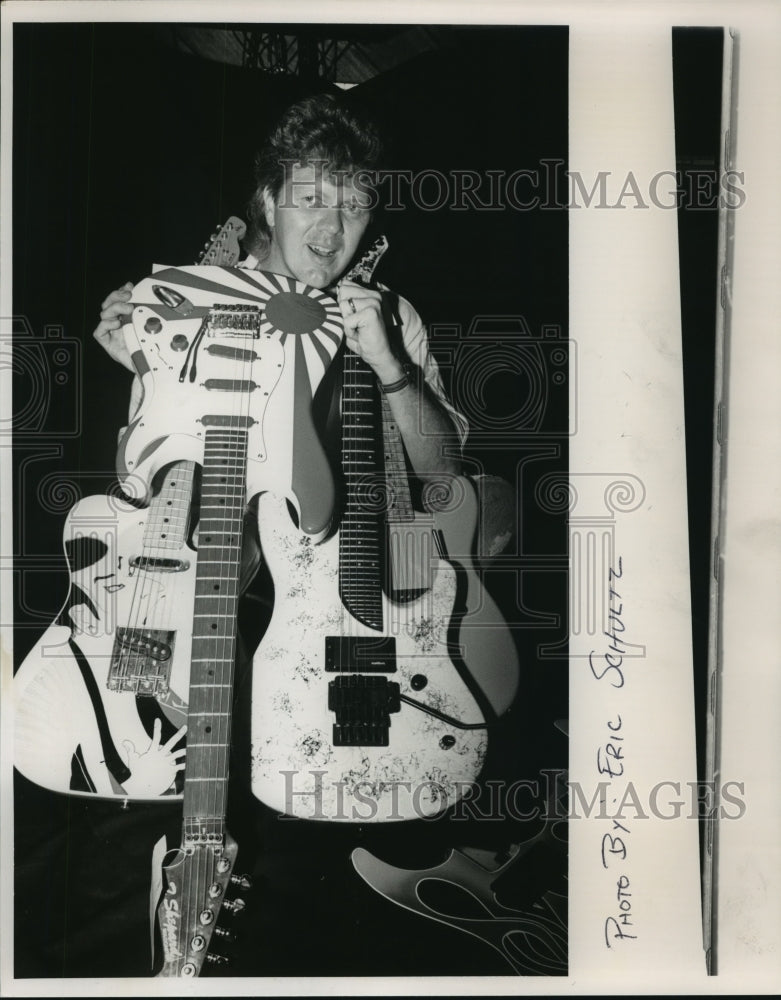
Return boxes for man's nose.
[315,206,344,233]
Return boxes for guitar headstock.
[155,834,250,977]
[197,216,247,267]
[345,234,389,285]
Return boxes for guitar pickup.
[328,675,401,747]
[129,556,189,573]
[203,379,258,392]
[204,344,258,363]
[325,636,396,672]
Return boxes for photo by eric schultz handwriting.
[589,556,628,688]
[588,556,638,948]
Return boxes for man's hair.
[245,93,383,259]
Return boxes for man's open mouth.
[307,244,338,259]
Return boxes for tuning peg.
[230,873,252,891]
[206,953,229,966]
[214,926,236,943]
[222,897,246,916]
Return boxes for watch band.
[379,363,414,394]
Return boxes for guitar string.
[188,270,263,959]
[181,280,231,966]
[110,452,189,765]
[148,231,239,966]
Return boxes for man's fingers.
[94,319,120,338]
[99,301,133,322]
[100,283,134,311]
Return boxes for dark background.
[12,23,570,979]
[10,20,722,983]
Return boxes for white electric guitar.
[249,239,520,822]
[13,219,253,799]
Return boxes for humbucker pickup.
[325,635,397,672]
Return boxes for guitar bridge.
[328,675,401,746]
[207,303,261,339]
[108,627,175,694]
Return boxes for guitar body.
[14,480,196,799]
[116,265,343,538]
[250,487,492,823]
[412,476,520,718]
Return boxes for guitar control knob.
[222,897,246,915]
[191,935,206,952]
[439,735,456,750]
[230,873,252,891]
[170,334,189,351]
[411,674,428,691]
[144,317,163,334]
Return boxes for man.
[94,93,467,480]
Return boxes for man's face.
[262,162,372,288]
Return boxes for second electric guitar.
[250,243,520,822]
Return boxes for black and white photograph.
[1,1,779,995]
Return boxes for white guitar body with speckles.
[250,489,491,823]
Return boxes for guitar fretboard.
[339,350,384,631]
[141,461,197,550]
[183,426,248,844]
[380,394,414,525]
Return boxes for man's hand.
[337,281,461,479]
[93,281,135,371]
[337,280,404,385]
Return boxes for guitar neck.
[338,349,385,631]
[182,426,247,842]
[379,393,414,524]
[141,460,197,551]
